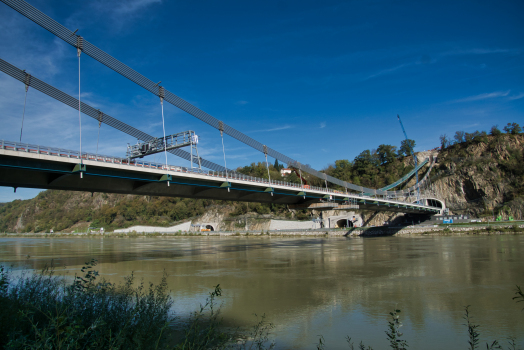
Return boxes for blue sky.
[1,0,523,202]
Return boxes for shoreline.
[2,223,524,238]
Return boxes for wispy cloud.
[363,62,414,80]
[87,0,162,31]
[91,0,162,16]
[440,48,517,57]
[508,92,524,101]
[361,46,520,82]
[113,0,162,14]
[249,125,294,133]
[320,122,326,129]
[450,91,510,103]
[236,100,249,105]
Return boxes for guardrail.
[1,140,440,209]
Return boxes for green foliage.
[503,123,522,135]
[385,309,408,350]
[0,262,172,350]
[175,285,229,349]
[440,134,450,149]
[0,264,276,350]
[490,125,502,136]
[324,145,417,190]
[376,144,398,165]
[0,191,223,232]
[513,285,524,311]
[454,131,466,144]
[399,139,416,157]
[463,305,480,350]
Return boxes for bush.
[0,261,172,350]
[0,262,275,350]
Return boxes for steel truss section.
[127,131,202,171]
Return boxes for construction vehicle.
[289,166,310,189]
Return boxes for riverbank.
[2,222,524,238]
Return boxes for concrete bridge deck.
[0,140,440,214]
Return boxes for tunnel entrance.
[427,199,443,209]
[205,225,214,231]
[336,219,354,228]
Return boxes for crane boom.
[397,114,420,203]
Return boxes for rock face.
[326,134,524,226]
[428,134,524,220]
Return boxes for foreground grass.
[0,261,522,349]
[0,261,274,350]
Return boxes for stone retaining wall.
[4,224,523,237]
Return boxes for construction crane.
[397,115,420,203]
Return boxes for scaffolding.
[126,130,201,170]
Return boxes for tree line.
[439,122,521,149]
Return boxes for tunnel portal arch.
[336,219,354,228]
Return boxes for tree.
[439,134,449,149]
[490,125,502,136]
[332,159,353,182]
[273,159,282,171]
[399,139,415,157]
[376,144,398,165]
[454,131,465,144]
[465,131,481,143]
[503,122,522,135]
[353,149,380,173]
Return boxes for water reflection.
[0,235,523,349]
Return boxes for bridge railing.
[2,140,435,207]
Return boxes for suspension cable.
[19,71,30,142]
[219,121,229,191]
[159,86,169,185]
[95,110,102,158]
[76,34,83,178]
[263,145,271,185]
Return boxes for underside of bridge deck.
[0,153,440,214]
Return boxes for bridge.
[0,0,443,216]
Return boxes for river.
[0,234,523,349]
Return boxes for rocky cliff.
[429,134,523,219]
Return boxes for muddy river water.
[0,234,523,349]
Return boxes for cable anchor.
[76,35,83,57]
[23,71,31,92]
[159,86,165,103]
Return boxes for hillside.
[430,133,524,219]
[0,131,522,233]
